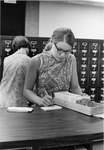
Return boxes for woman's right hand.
[39,94,55,107]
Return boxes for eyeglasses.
[54,43,70,54]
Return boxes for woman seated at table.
[24,27,85,107]
[0,36,31,107]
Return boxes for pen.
[51,91,55,99]
[44,90,55,105]
[44,89,55,99]
[44,89,49,96]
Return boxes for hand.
[40,94,55,107]
[80,93,91,98]
[76,98,90,106]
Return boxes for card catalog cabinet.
[72,39,104,102]
[0,36,104,102]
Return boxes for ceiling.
[4,0,104,7]
[36,0,104,7]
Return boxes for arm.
[70,55,83,95]
[23,56,54,106]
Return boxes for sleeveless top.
[35,51,73,98]
[0,51,30,107]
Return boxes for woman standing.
[24,27,84,107]
[0,36,31,107]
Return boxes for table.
[0,107,104,150]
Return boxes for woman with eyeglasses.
[24,27,84,107]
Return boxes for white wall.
[39,1,104,39]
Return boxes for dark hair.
[44,27,75,51]
[12,36,31,52]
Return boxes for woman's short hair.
[44,27,75,51]
[12,35,31,52]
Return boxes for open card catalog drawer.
[54,91,104,116]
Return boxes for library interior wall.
[39,1,104,39]
[25,1,104,39]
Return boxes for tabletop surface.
[0,106,104,148]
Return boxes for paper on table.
[93,113,104,119]
[41,105,62,111]
[7,107,33,113]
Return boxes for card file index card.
[41,105,62,111]
[7,107,33,113]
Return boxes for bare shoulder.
[30,55,39,63]
[28,55,40,70]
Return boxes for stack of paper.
[7,107,33,113]
[41,105,62,111]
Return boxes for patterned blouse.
[35,51,73,98]
[0,51,30,107]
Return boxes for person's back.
[0,36,31,107]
